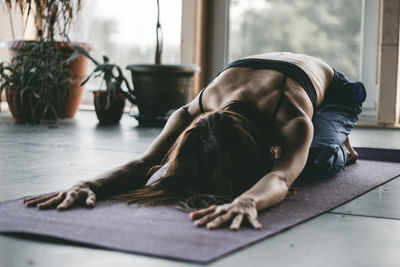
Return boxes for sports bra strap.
[198,87,206,113]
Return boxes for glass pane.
[229,0,362,81]
[70,0,182,106]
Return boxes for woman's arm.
[190,116,313,230]
[24,106,195,210]
[240,116,313,209]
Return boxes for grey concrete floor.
[1,110,400,267]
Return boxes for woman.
[24,52,366,231]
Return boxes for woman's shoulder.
[276,114,314,145]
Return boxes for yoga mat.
[0,147,399,263]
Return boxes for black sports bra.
[198,58,318,116]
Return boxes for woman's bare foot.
[346,150,359,165]
[343,136,358,165]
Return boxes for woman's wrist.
[234,196,257,207]
[237,176,289,211]
[81,180,101,192]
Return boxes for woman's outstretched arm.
[190,116,314,230]
[24,106,194,210]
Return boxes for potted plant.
[126,0,200,126]
[2,0,90,121]
[0,38,72,124]
[75,46,135,124]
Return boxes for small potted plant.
[0,37,72,124]
[76,46,135,124]
[2,0,90,119]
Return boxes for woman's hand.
[189,198,262,230]
[23,183,96,210]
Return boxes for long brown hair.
[114,110,273,211]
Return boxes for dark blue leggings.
[302,69,365,178]
[303,104,362,178]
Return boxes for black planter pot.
[93,91,125,125]
[126,64,200,126]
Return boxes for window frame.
[202,0,385,124]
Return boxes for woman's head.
[115,110,274,211]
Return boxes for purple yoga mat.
[0,147,399,263]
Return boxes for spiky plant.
[0,38,72,124]
[74,45,135,109]
[4,0,82,41]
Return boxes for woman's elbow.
[271,174,290,200]
[277,179,289,200]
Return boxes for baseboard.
[357,120,400,129]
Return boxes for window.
[0,1,182,108]
[70,0,182,106]
[229,0,363,81]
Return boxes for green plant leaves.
[0,39,72,124]
[4,0,82,41]
[72,45,99,66]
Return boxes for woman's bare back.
[190,52,334,127]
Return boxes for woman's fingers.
[189,205,217,220]
[24,193,58,207]
[230,213,244,230]
[206,211,235,229]
[57,191,81,210]
[191,199,260,230]
[23,185,98,211]
[23,192,57,204]
[247,215,262,230]
[23,194,47,204]
[194,209,225,226]
[37,194,65,209]
[85,190,96,207]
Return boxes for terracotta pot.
[93,90,125,124]
[7,40,92,119]
[6,89,47,124]
[6,89,24,123]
